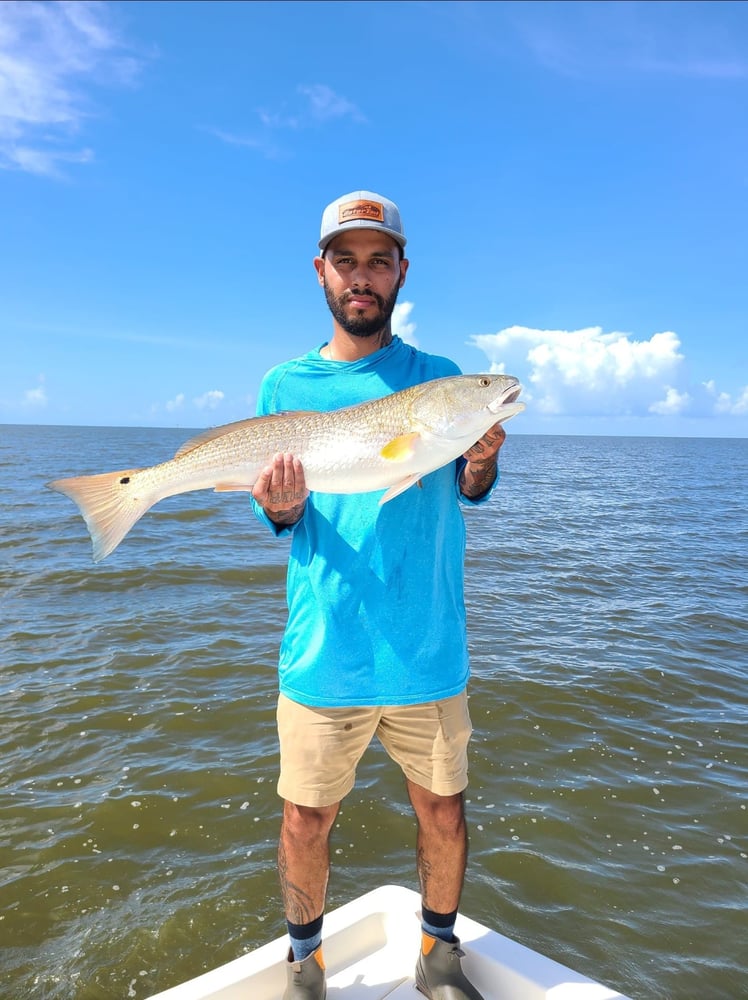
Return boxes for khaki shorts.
[276,691,473,807]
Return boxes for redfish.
[48,374,524,561]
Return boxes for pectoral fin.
[379,473,423,504]
[380,432,420,462]
[214,483,255,492]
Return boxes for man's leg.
[406,780,467,914]
[407,780,484,1000]
[279,799,339,931]
[279,799,339,1000]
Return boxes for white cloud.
[730,388,748,415]
[194,390,224,410]
[207,127,286,161]
[257,84,364,128]
[393,301,418,347]
[217,83,364,159]
[23,374,47,407]
[511,2,748,81]
[706,381,748,416]
[471,325,748,423]
[165,393,185,412]
[649,386,691,416]
[0,0,144,177]
[471,325,685,416]
[297,84,365,124]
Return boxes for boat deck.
[148,884,631,1000]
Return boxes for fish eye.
[478,377,491,387]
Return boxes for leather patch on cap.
[338,199,385,224]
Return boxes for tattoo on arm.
[268,501,306,527]
[460,426,503,499]
[460,458,497,499]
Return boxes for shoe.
[282,945,327,1000]
[415,931,485,1000]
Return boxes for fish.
[47,373,524,562]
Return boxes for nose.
[349,263,372,288]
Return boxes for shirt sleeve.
[249,369,304,537]
[250,496,299,538]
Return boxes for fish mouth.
[488,379,523,412]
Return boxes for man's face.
[315,230,408,338]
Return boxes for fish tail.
[47,468,153,562]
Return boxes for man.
[251,191,506,1000]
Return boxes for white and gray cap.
[318,190,407,252]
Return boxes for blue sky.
[1,0,746,436]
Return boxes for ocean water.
[1,424,746,1000]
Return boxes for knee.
[282,801,339,844]
[415,791,466,839]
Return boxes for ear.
[313,255,325,287]
[398,257,409,288]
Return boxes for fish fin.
[46,468,152,562]
[378,473,423,504]
[173,413,320,459]
[214,483,255,492]
[174,418,264,459]
[380,432,421,462]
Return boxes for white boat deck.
[148,884,631,1000]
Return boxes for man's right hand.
[252,452,309,526]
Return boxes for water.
[1,425,746,1000]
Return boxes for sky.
[1,0,747,437]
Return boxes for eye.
[479,377,491,387]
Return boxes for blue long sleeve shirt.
[251,337,495,707]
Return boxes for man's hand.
[459,422,506,499]
[252,452,309,526]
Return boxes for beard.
[323,278,401,338]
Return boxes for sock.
[421,904,458,943]
[287,914,324,962]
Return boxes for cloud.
[0,0,144,177]
[705,380,748,416]
[296,84,366,124]
[158,389,224,416]
[257,84,364,128]
[649,386,691,416]
[511,2,748,81]
[208,128,285,161]
[469,325,747,421]
[23,374,47,407]
[393,301,418,347]
[194,390,224,410]
[214,83,364,159]
[165,393,185,412]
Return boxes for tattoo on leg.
[278,838,320,924]
[417,845,433,897]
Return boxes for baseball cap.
[318,190,407,252]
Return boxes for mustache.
[343,288,386,307]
